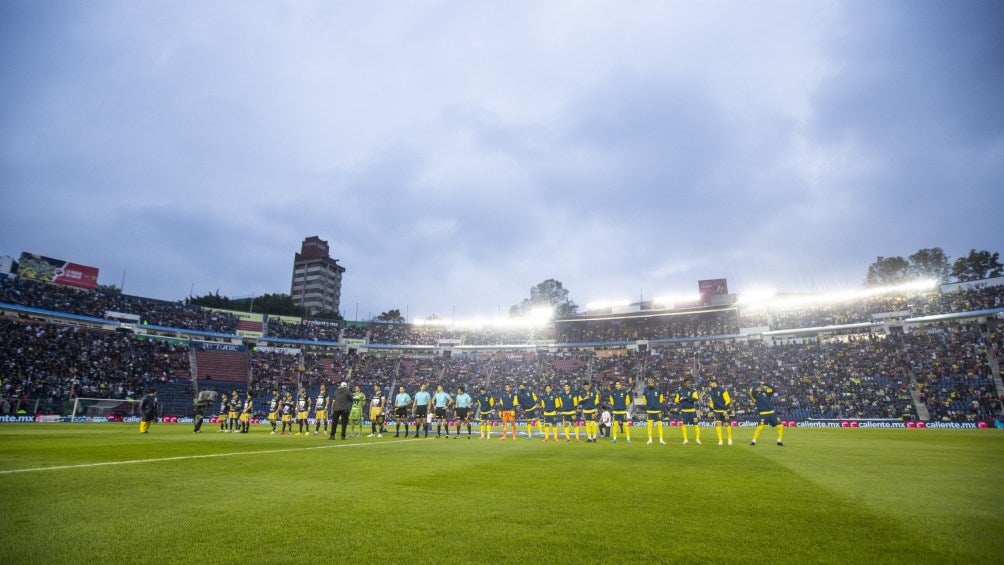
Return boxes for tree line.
[185,247,1001,321]
[865,248,1001,287]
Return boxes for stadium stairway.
[908,382,931,421]
[981,326,1004,399]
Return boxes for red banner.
[18,253,100,290]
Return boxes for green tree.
[907,247,951,282]
[951,249,1003,282]
[509,278,579,317]
[311,310,343,322]
[97,283,122,294]
[187,290,233,309]
[245,293,305,316]
[864,256,910,287]
[374,309,406,323]
[187,292,312,317]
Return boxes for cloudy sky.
[2,0,1002,321]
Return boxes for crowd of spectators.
[0,316,189,415]
[368,323,465,346]
[2,276,1002,422]
[556,309,740,343]
[265,318,341,342]
[902,322,1000,421]
[3,315,999,421]
[0,277,237,333]
[740,286,1004,332]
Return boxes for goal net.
[71,398,142,419]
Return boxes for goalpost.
[70,398,142,419]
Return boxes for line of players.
[217,384,376,437]
[214,378,785,446]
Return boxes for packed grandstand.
[1,274,1002,426]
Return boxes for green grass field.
[1,424,1001,564]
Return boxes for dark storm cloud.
[804,0,1004,259]
[2,1,1002,318]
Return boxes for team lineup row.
[198,378,787,446]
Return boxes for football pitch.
[1,424,1001,564]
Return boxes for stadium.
[1,254,1002,563]
[5,0,1003,561]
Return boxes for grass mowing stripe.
[0,438,409,475]
[747,429,1004,560]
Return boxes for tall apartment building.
[290,236,345,316]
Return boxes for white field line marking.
[0,439,409,475]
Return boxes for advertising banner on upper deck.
[18,252,99,290]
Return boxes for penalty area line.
[0,439,409,475]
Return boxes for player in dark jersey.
[280,391,295,435]
[540,385,560,442]
[675,378,702,445]
[267,389,280,434]
[475,386,494,439]
[576,381,600,442]
[227,390,240,433]
[608,380,632,444]
[517,383,543,440]
[295,387,310,436]
[239,392,253,433]
[641,378,666,445]
[313,384,330,436]
[557,383,577,442]
[218,393,229,433]
[708,378,733,446]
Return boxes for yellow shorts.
[268,412,277,421]
[239,413,250,423]
[315,410,328,421]
[228,411,238,420]
[296,411,309,420]
[370,407,383,420]
[282,415,292,423]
